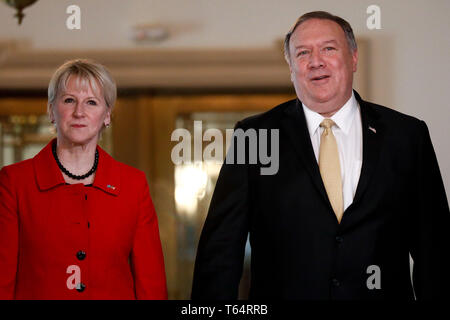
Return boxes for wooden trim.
[0,98,47,115]
[0,39,369,98]
[151,94,296,113]
[0,47,291,89]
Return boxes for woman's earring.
[49,120,56,134]
[105,123,110,128]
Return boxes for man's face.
[288,18,358,116]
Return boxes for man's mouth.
[311,75,330,81]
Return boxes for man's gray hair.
[284,11,357,64]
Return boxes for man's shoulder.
[359,97,424,133]
[234,95,425,131]
[237,98,297,129]
[365,100,418,120]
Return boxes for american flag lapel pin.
[107,184,116,190]
[369,126,377,134]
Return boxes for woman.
[0,59,167,299]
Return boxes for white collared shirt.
[302,91,363,212]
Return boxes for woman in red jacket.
[0,59,167,299]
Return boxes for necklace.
[52,141,99,180]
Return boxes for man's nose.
[308,49,325,69]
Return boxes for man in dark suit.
[191,11,450,299]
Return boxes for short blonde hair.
[47,59,117,113]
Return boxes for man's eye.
[64,98,74,103]
[297,50,309,57]
[324,47,336,51]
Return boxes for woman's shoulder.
[109,159,149,193]
[116,160,146,179]
[99,148,147,182]
[0,158,34,179]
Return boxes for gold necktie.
[319,119,343,223]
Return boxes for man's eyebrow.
[322,40,338,45]
[293,45,309,50]
[293,39,338,49]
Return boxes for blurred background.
[0,0,449,299]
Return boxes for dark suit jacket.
[191,91,450,300]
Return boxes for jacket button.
[76,250,86,260]
[76,283,86,292]
[335,236,343,243]
[331,278,340,287]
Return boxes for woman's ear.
[48,104,55,124]
[104,109,111,127]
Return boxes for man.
[192,11,449,299]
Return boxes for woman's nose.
[73,102,85,117]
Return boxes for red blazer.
[0,139,167,299]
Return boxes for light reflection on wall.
[173,111,261,299]
[174,161,221,219]
[175,162,207,217]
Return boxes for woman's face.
[50,75,111,148]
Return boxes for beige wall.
[1,0,449,198]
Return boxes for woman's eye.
[87,100,97,106]
[64,98,74,103]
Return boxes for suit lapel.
[350,91,384,209]
[281,99,331,207]
[280,92,385,225]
